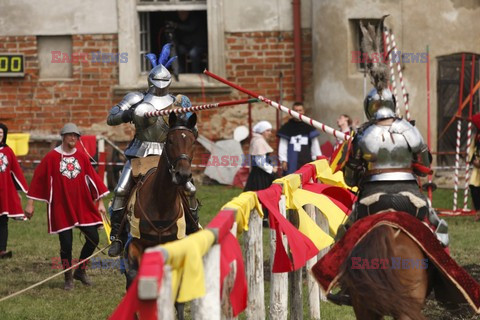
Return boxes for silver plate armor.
[107,92,145,126]
[126,93,175,158]
[355,118,427,182]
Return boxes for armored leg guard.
[108,161,134,257]
[108,208,127,257]
[427,201,449,247]
[185,181,201,234]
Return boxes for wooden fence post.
[192,244,221,320]
[243,209,265,320]
[269,194,288,320]
[157,265,174,320]
[305,204,321,319]
[316,208,330,301]
[288,208,303,320]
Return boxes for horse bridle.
[164,126,195,176]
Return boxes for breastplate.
[125,93,174,157]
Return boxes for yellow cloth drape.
[293,189,348,235]
[273,170,335,251]
[222,191,263,236]
[273,174,301,208]
[314,159,357,192]
[162,229,215,303]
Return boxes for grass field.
[0,186,479,319]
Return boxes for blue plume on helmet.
[159,43,172,67]
[164,56,177,69]
[146,43,178,70]
[145,53,158,68]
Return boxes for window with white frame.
[138,9,208,78]
[117,0,226,91]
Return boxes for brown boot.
[64,270,74,291]
[73,268,92,286]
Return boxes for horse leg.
[126,239,144,290]
[175,302,185,320]
[393,232,429,320]
[352,295,383,320]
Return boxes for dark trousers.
[470,185,480,211]
[58,226,99,269]
[0,215,8,251]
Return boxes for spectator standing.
[277,102,322,175]
[24,123,108,290]
[0,123,29,259]
[244,121,278,192]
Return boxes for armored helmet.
[147,64,172,96]
[364,88,396,120]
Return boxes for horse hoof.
[327,292,352,306]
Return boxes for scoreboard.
[0,54,25,77]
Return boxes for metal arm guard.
[107,92,145,126]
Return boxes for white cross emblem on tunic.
[289,135,308,152]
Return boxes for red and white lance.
[203,70,351,141]
[143,98,259,118]
[389,31,411,121]
[384,28,400,115]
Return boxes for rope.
[0,244,110,303]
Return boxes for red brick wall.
[0,34,118,132]
[0,30,312,177]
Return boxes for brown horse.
[339,223,431,320]
[124,112,198,292]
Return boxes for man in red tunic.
[0,123,29,259]
[24,123,109,290]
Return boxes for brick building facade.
[0,9,313,177]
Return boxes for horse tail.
[339,225,425,320]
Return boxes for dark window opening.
[350,19,385,71]
[141,10,208,77]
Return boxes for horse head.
[165,112,197,185]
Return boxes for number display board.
[0,54,25,77]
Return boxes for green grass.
[0,186,479,319]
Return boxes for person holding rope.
[24,123,109,290]
[0,123,29,259]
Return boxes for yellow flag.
[222,191,263,236]
[162,230,215,303]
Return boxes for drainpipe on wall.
[293,0,303,102]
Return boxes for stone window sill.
[113,73,231,95]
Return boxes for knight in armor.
[341,88,448,247]
[106,45,200,257]
[328,18,448,306]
